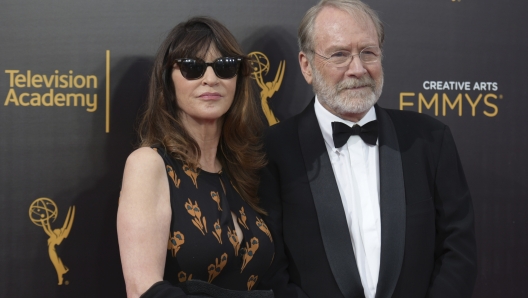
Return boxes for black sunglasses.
[174,57,242,80]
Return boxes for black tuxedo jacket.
[259,101,477,298]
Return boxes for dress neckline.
[197,167,223,175]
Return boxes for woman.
[117,17,274,298]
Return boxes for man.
[259,0,477,297]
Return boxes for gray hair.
[298,0,384,56]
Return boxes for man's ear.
[299,51,313,85]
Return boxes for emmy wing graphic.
[249,52,285,126]
[29,198,75,285]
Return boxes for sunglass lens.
[179,59,204,79]
[214,58,240,79]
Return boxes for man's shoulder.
[266,114,299,136]
[378,106,450,148]
[380,106,446,131]
[263,114,300,151]
[262,105,316,158]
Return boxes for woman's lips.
[199,92,222,100]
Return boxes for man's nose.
[345,55,367,77]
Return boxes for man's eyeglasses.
[174,57,242,80]
[313,46,381,67]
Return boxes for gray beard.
[312,67,383,116]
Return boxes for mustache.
[336,75,376,91]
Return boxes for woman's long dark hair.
[138,16,267,214]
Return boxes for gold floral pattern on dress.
[256,217,273,242]
[153,148,274,289]
[178,271,192,283]
[211,191,222,211]
[166,165,180,188]
[167,231,185,257]
[207,253,228,283]
[241,237,259,272]
[185,198,207,235]
[183,164,199,188]
[247,275,258,290]
[212,219,222,244]
[238,207,249,230]
[227,226,240,256]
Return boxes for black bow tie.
[331,120,379,148]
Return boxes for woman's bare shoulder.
[120,147,168,203]
[126,147,164,169]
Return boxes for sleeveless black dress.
[154,148,274,291]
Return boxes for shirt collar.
[314,95,377,150]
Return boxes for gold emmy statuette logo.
[29,198,75,285]
[249,52,285,126]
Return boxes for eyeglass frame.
[311,46,382,68]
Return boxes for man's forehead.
[313,6,376,39]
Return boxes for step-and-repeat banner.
[1,0,526,297]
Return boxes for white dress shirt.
[314,97,381,298]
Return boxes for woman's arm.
[117,147,172,298]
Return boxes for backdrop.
[1,0,526,297]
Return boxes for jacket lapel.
[297,101,364,298]
[374,105,406,298]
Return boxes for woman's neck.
[181,115,223,173]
